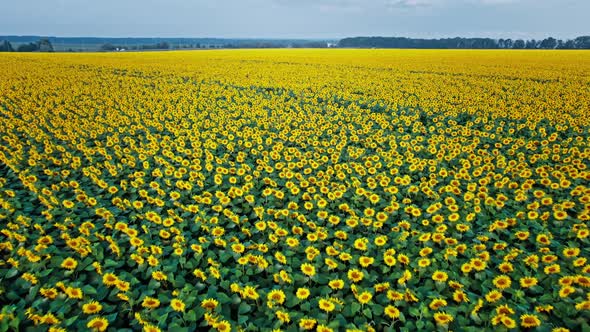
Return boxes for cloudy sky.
[1,0,588,39]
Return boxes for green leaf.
[238,315,249,325]
[300,302,311,311]
[351,302,361,315]
[64,315,79,327]
[82,285,97,295]
[106,312,118,322]
[39,268,54,277]
[362,308,372,319]
[217,292,232,304]
[185,310,197,322]
[4,268,18,279]
[239,302,251,314]
[416,320,425,329]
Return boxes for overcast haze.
[1,0,588,39]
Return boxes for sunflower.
[429,298,448,310]
[214,320,231,332]
[42,313,60,325]
[300,263,316,277]
[231,243,245,254]
[544,264,561,274]
[577,229,589,239]
[316,325,334,332]
[143,324,162,332]
[170,298,186,312]
[536,234,551,246]
[354,238,368,251]
[347,269,364,283]
[21,273,38,284]
[384,255,397,267]
[358,256,375,267]
[60,257,78,270]
[433,311,454,325]
[40,287,58,299]
[576,275,590,288]
[87,317,109,331]
[563,247,580,258]
[141,296,160,309]
[267,289,286,305]
[501,316,516,329]
[65,287,83,300]
[519,276,538,288]
[276,310,290,323]
[432,270,448,282]
[485,290,503,303]
[461,263,473,273]
[325,258,339,269]
[384,305,401,319]
[242,286,259,300]
[453,290,469,303]
[520,314,541,328]
[398,254,410,265]
[559,286,575,298]
[418,258,431,268]
[82,301,103,314]
[470,258,486,271]
[387,290,404,301]
[151,271,168,281]
[328,279,345,290]
[201,298,219,311]
[299,318,317,330]
[493,275,512,290]
[296,288,310,300]
[102,273,119,286]
[318,298,335,312]
[357,291,372,304]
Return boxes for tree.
[100,43,117,51]
[525,39,537,49]
[556,40,564,49]
[17,42,39,52]
[513,39,525,49]
[539,37,557,49]
[574,36,590,49]
[562,39,575,49]
[16,39,54,52]
[38,39,54,52]
[0,40,14,52]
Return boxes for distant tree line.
[338,36,590,49]
[100,42,170,51]
[4,36,589,52]
[0,38,54,52]
[97,41,329,51]
[1,36,336,51]
[219,41,328,49]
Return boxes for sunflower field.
[0,49,589,332]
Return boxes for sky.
[0,0,588,39]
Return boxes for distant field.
[0,50,589,331]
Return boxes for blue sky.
[1,0,588,39]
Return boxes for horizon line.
[2,34,589,41]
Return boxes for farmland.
[0,49,589,331]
